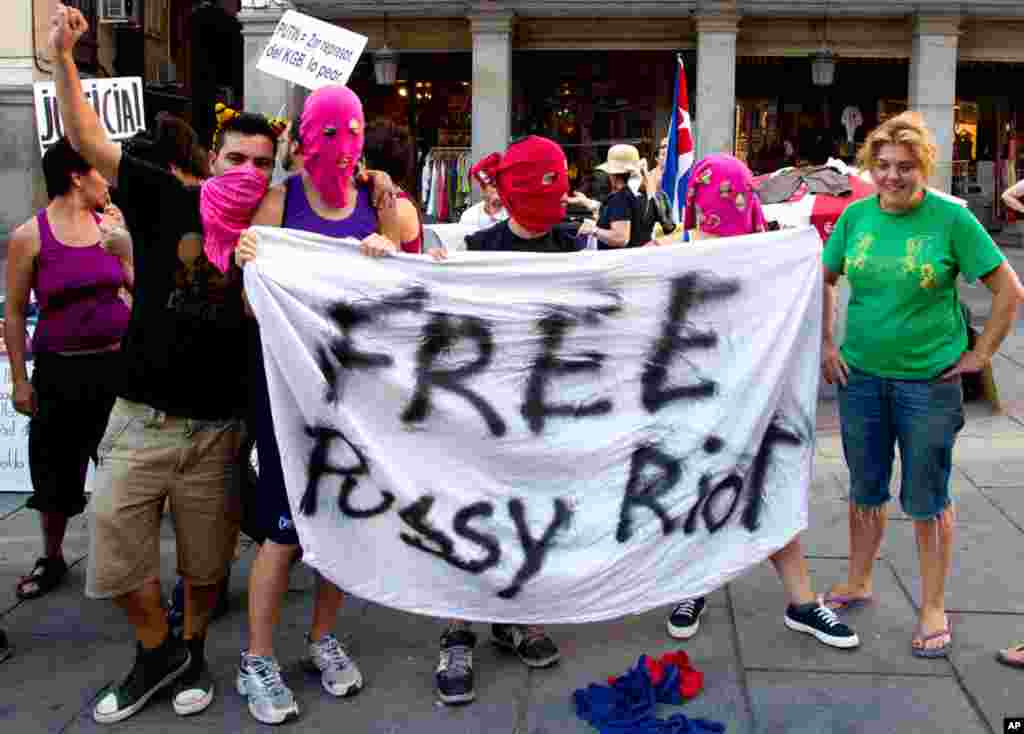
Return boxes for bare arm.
[599,220,631,248]
[396,198,421,246]
[1001,180,1024,215]
[821,265,848,386]
[974,261,1024,361]
[5,223,40,415]
[49,4,122,184]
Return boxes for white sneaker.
[305,633,363,697]
[236,651,300,725]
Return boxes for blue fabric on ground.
[573,656,726,734]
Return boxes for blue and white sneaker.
[236,651,300,725]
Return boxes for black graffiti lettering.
[40,92,59,142]
[521,303,620,434]
[497,498,572,599]
[302,425,393,518]
[319,287,427,402]
[451,502,502,573]
[399,496,456,558]
[399,498,502,574]
[402,314,507,437]
[684,473,744,534]
[616,444,683,542]
[642,273,741,413]
[743,420,802,532]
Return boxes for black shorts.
[247,325,300,546]
[27,350,120,517]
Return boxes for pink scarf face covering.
[299,85,365,209]
[199,163,269,273]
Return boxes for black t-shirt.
[113,154,248,419]
[465,221,583,254]
[597,187,646,249]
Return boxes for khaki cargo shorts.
[86,398,244,599]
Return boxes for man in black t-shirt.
[50,5,277,723]
[427,137,582,706]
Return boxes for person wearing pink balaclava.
[232,85,402,726]
[653,154,860,655]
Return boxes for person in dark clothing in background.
[577,144,645,248]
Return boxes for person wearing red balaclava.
[427,136,583,708]
[430,135,584,259]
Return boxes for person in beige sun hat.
[578,144,647,248]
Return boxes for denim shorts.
[837,365,964,521]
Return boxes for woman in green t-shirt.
[821,112,1024,658]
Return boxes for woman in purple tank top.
[230,86,405,718]
[4,138,132,600]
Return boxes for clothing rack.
[422,147,472,223]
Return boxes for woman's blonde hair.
[856,111,937,179]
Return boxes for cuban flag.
[662,55,695,224]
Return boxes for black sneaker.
[93,634,191,724]
[667,597,707,640]
[784,602,860,649]
[437,628,476,705]
[173,636,215,716]
[491,624,561,668]
[0,628,10,665]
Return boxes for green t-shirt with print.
[822,191,1005,380]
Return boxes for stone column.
[239,1,294,119]
[470,14,514,178]
[695,13,739,160]
[909,16,960,193]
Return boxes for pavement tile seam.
[976,487,1024,535]
[723,584,757,732]
[742,667,956,679]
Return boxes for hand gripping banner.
[243,226,823,624]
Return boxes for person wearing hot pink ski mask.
[299,85,365,210]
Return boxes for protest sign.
[34,77,146,155]
[244,226,823,623]
[256,10,368,90]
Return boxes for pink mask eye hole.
[542,172,556,185]
[323,126,337,137]
[349,119,361,134]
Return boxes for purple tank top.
[282,175,378,238]
[32,209,130,353]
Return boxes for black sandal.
[16,557,68,600]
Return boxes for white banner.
[256,10,368,90]
[244,226,824,623]
[34,77,146,155]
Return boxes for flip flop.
[911,621,951,659]
[15,557,68,600]
[996,642,1024,669]
[821,591,873,611]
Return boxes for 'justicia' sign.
[33,77,146,155]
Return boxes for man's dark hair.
[363,118,415,190]
[42,137,93,200]
[123,112,209,179]
[213,111,279,156]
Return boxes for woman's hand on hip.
[822,340,849,387]
[939,349,988,381]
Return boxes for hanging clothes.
[419,148,471,222]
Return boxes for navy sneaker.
[784,602,860,649]
[667,597,706,640]
[437,628,476,705]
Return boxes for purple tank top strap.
[37,209,58,252]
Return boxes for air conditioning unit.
[99,0,140,25]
